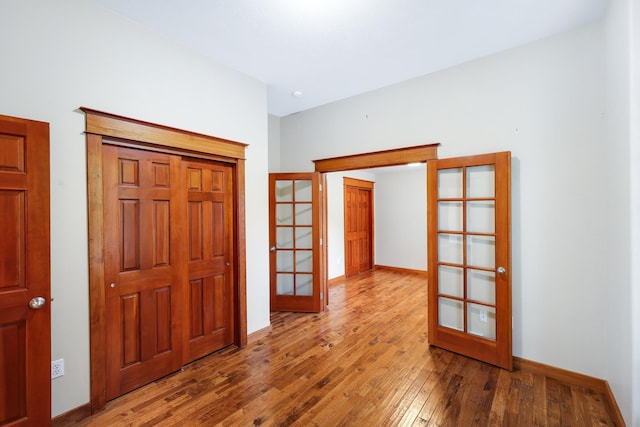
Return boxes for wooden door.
[183,159,234,363]
[0,115,50,426]
[344,178,373,277]
[427,152,512,370]
[102,145,183,399]
[269,173,326,312]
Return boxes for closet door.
[183,159,234,363]
[102,145,183,399]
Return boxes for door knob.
[29,296,46,310]
[270,246,276,252]
[497,267,506,275]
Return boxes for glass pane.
[467,201,495,233]
[295,250,313,272]
[296,274,313,296]
[276,204,293,225]
[466,165,495,198]
[295,227,313,248]
[438,201,463,232]
[295,203,312,225]
[438,297,463,331]
[467,269,496,304]
[275,180,293,202]
[438,234,463,264]
[467,303,496,340]
[295,180,312,202]
[438,265,463,298]
[438,168,463,198]
[276,227,293,248]
[276,274,294,295]
[276,250,294,272]
[466,235,495,269]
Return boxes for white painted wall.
[268,114,281,172]
[1,0,270,417]
[373,167,427,271]
[603,0,638,424]
[630,4,640,423]
[281,23,609,386]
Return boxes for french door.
[427,152,512,370]
[269,173,327,312]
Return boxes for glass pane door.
[269,173,324,312]
[437,165,497,339]
[428,152,512,370]
[275,179,313,297]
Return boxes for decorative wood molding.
[313,143,439,172]
[343,177,374,189]
[604,381,627,427]
[374,265,428,276]
[514,357,607,391]
[514,357,626,426]
[51,403,92,426]
[81,107,247,160]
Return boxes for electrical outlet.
[479,310,488,323]
[51,359,64,379]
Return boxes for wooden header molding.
[312,143,439,173]
[81,107,248,160]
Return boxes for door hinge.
[320,238,323,246]
[320,292,324,300]
[320,184,323,191]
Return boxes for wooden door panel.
[269,173,324,312]
[344,180,373,277]
[427,152,512,370]
[0,191,25,287]
[0,115,50,426]
[0,314,26,423]
[103,145,183,399]
[183,160,233,363]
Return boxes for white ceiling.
[92,0,608,117]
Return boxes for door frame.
[313,144,440,280]
[82,108,248,413]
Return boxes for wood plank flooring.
[63,269,618,426]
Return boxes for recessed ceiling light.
[291,90,303,98]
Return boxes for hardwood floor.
[63,269,618,426]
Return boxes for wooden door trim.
[343,177,374,190]
[81,107,247,159]
[313,143,439,172]
[83,108,248,412]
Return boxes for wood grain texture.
[0,115,50,425]
[313,144,439,172]
[84,110,249,412]
[82,108,247,160]
[62,269,619,426]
